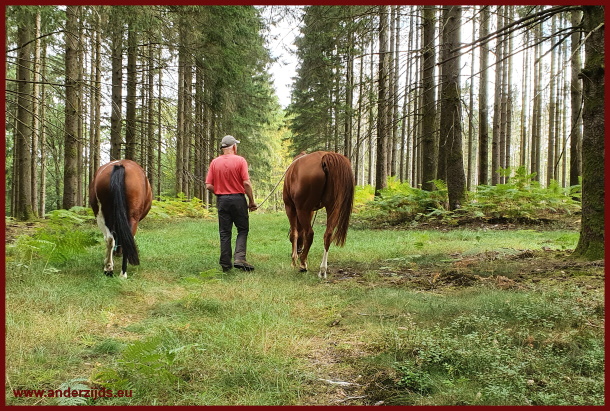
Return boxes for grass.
[4,212,604,405]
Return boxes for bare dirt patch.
[327,249,604,292]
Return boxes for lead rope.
[257,153,308,208]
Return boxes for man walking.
[206,135,257,272]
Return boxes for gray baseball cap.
[221,135,240,148]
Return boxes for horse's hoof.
[104,271,114,277]
[299,268,308,272]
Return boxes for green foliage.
[391,305,604,405]
[92,336,199,398]
[354,168,581,228]
[6,207,98,267]
[353,177,448,227]
[53,378,92,406]
[148,195,215,220]
[464,167,580,221]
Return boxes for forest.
[4,5,604,254]
[4,5,605,406]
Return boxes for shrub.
[148,194,214,220]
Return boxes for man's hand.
[248,202,258,212]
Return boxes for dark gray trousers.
[217,194,249,270]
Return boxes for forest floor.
[4,213,605,405]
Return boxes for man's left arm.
[243,180,257,211]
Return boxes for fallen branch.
[319,378,361,387]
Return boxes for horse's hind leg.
[319,219,334,279]
[296,209,314,272]
[96,207,115,276]
[285,204,300,268]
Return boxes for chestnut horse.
[89,160,152,278]
[282,151,354,278]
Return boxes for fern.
[54,378,91,406]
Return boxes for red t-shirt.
[205,154,250,195]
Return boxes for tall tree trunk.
[389,6,400,176]
[375,5,389,194]
[175,26,185,196]
[76,14,85,206]
[62,6,80,210]
[466,6,476,190]
[519,29,530,169]
[183,53,193,198]
[15,11,34,220]
[355,53,365,185]
[421,5,437,191]
[504,8,514,183]
[344,29,354,160]
[546,15,558,186]
[147,39,155,189]
[478,6,490,185]
[92,10,102,178]
[491,7,503,185]
[440,5,466,210]
[573,6,604,260]
[110,12,123,161]
[39,43,48,216]
[531,18,542,181]
[569,9,583,187]
[367,41,375,186]
[30,10,41,217]
[125,20,137,160]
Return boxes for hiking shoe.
[222,266,232,273]
[234,261,255,271]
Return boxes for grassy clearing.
[5,212,604,405]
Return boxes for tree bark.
[110,11,123,161]
[62,5,80,210]
[421,5,437,191]
[375,5,389,194]
[569,10,583,187]
[573,6,604,260]
[15,10,34,220]
[125,20,137,160]
[440,5,466,210]
[478,6,490,185]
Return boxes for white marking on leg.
[96,203,114,273]
[318,248,329,279]
[119,271,127,279]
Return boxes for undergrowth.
[353,167,580,228]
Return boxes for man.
[206,135,257,272]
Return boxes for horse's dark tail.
[321,152,355,247]
[110,164,140,265]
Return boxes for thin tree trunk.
[466,6,476,190]
[375,5,389,194]
[62,5,80,210]
[519,29,530,169]
[39,43,47,216]
[569,9,583,187]
[110,13,123,161]
[30,10,41,217]
[125,20,137,161]
[546,15,558,186]
[491,7,503,185]
[15,11,34,220]
[478,6,490,185]
[531,18,542,181]
[421,5,437,191]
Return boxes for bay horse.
[282,151,354,278]
[89,159,152,278]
